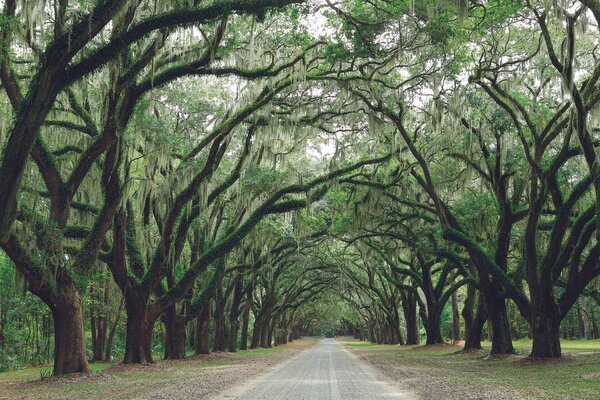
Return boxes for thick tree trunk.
[163,305,187,359]
[252,303,273,349]
[463,294,486,350]
[486,293,514,355]
[389,301,404,345]
[392,322,404,345]
[530,304,562,358]
[123,291,154,364]
[51,284,91,375]
[259,321,270,348]
[425,310,443,345]
[227,277,243,352]
[250,314,262,349]
[368,320,376,343]
[213,299,226,352]
[402,291,419,345]
[194,303,211,355]
[227,319,239,352]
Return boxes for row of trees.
[320,0,600,358]
[0,0,388,374]
[2,0,600,376]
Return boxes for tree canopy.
[1,0,600,378]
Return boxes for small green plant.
[39,368,53,380]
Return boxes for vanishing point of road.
[217,338,413,400]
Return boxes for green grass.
[0,362,112,383]
[503,338,600,354]
[341,338,600,400]
[344,341,387,350]
[0,344,293,381]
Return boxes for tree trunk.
[240,299,251,350]
[227,319,239,352]
[227,277,243,352]
[266,325,274,348]
[92,319,106,361]
[123,290,154,364]
[51,284,91,375]
[368,319,376,343]
[194,302,211,355]
[530,304,562,358]
[213,298,226,352]
[402,291,419,345]
[462,283,476,342]
[252,302,273,349]
[163,305,187,359]
[250,313,262,349]
[463,293,486,350]
[486,293,514,355]
[260,321,271,348]
[389,301,404,345]
[425,310,443,345]
[451,292,461,343]
[580,301,591,339]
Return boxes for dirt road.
[217,338,414,400]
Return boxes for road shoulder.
[339,339,527,400]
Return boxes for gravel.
[215,338,414,400]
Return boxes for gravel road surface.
[217,338,414,400]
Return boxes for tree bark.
[389,301,404,345]
[462,282,476,343]
[163,304,187,359]
[194,302,211,355]
[530,317,561,358]
[463,293,486,350]
[486,292,514,355]
[250,313,262,349]
[425,309,444,345]
[213,293,226,352]
[240,296,251,350]
[402,291,419,345]
[227,276,244,352]
[51,283,91,375]
[123,290,154,364]
[368,319,376,343]
[266,325,274,348]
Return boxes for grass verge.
[341,338,600,400]
[0,338,317,400]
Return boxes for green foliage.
[0,253,53,371]
[241,165,285,195]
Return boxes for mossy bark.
[51,283,91,375]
